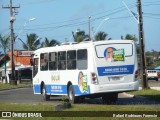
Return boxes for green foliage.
[121,34,138,42]
[95,31,111,41]
[128,89,160,102]
[73,30,89,43]
[0,83,32,89]
[0,34,10,83]
[146,50,160,68]
[0,102,160,111]
[0,34,10,53]
[19,33,41,50]
[41,37,60,47]
[155,60,160,67]
[146,57,154,68]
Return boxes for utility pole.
[2,0,20,85]
[137,0,148,89]
[88,16,91,40]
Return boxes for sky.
[0,0,160,52]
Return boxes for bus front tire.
[42,84,50,101]
[68,85,78,104]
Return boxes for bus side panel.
[45,84,67,95]
[71,66,91,96]
[74,85,90,96]
[33,84,41,94]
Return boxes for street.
[0,80,159,105]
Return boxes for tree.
[41,37,60,48]
[95,31,111,41]
[146,57,154,68]
[0,34,10,83]
[73,30,89,43]
[19,33,41,51]
[121,34,139,54]
[121,34,138,42]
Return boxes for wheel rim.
[69,90,73,101]
[42,87,46,97]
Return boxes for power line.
[2,1,160,37]
[19,0,56,6]
[14,3,135,28]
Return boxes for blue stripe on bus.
[33,84,90,95]
[97,65,134,76]
[33,85,41,94]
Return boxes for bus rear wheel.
[42,84,50,101]
[68,85,79,104]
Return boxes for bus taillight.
[135,70,139,79]
[92,73,98,84]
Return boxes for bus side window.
[49,52,57,70]
[77,49,88,70]
[40,53,48,71]
[67,50,76,70]
[58,51,66,70]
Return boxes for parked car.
[147,69,160,81]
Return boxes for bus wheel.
[68,85,78,104]
[42,84,50,101]
[102,93,118,105]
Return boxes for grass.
[0,102,159,120]
[0,83,32,90]
[0,102,160,111]
[127,89,160,102]
[0,86,160,119]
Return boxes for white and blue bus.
[32,40,139,104]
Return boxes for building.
[0,50,33,83]
[8,50,33,66]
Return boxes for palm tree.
[41,37,60,47]
[95,31,111,41]
[121,34,139,53]
[19,33,41,51]
[0,34,10,83]
[73,30,89,43]
[121,34,138,42]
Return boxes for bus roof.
[34,40,135,54]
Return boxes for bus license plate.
[109,77,120,81]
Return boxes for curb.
[0,85,32,91]
[122,92,135,98]
[150,87,160,91]
[139,87,160,91]
[122,92,150,99]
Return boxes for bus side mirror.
[30,59,34,66]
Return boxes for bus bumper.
[90,80,139,94]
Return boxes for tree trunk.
[4,50,7,84]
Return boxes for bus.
[17,66,33,83]
[32,40,139,104]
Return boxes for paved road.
[0,87,60,105]
[0,86,159,105]
[147,79,160,87]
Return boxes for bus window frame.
[67,50,76,70]
[77,49,88,70]
[40,53,49,71]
